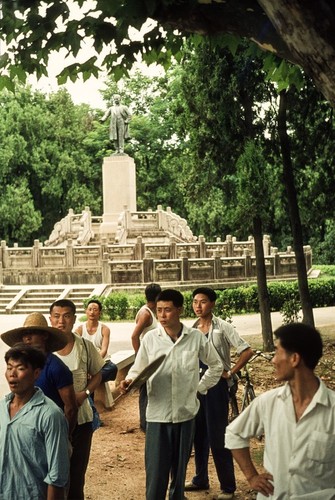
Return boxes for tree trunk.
[253,216,274,351]
[277,90,315,326]
[242,90,274,350]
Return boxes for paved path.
[0,306,333,397]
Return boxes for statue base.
[100,154,137,237]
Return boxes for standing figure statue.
[100,94,132,154]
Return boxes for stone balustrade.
[0,236,312,286]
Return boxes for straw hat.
[1,312,67,352]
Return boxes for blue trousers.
[146,419,195,500]
[101,360,118,382]
[191,378,236,493]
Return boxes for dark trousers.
[68,422,93,500]
[192,378,236,493]
[146,419,195,500]
[139,383,147,431]
[101,360,118,383]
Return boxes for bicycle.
[229,350,274,421]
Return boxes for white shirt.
[127,323,223,423]
[225,380,335,499]
[56,334,104,425]
[193,314,250,371]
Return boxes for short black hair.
[87,299,103,311]
[50,299,76,315]
[156,289,184,308]
[5,343,46,370]
[192,287,217,302]
[275,323,323,370]
[145,283,162,302]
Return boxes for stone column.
[143,252,153,282]
[33,239,40,267]
[100,155,137,237]
[181,250,189,281]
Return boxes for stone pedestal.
[100,154,137,237]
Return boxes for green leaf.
[0,75,15,91]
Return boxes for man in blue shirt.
[1,312,78,436]
[0,344,69,499]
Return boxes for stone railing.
[105,246,312,285]
[114,205,196,243]
[44,205,197,247]
[45,206,95,247]
[0,236,312,286]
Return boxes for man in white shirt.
[225,322,335,499]
[50,299,104,500]
[120,288,223,500]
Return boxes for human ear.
[291,352,301,368]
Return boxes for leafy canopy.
[0,0,303,94]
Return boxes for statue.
[100,94,132,154]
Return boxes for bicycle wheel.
[229,394,239,422]
[241,385,256,411]
[247,386,256,402]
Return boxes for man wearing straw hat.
[1,311,78,436]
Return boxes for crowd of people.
[0,285,334,500]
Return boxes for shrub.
[182,291,193,319]
[88,277,335,320]
[308,279,335,307]
[104,293,129,320]
[280,298,301,324]
[126,293,146,320]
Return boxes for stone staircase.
[0,284,108,315]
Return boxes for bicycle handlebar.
[249,350,274,362]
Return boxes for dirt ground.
[85,328,335,500]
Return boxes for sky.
[28,55,163,110]
[25,2,162,110]
[28,54,108,110]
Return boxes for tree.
[236,142,274,351]
[277,89,314,326]
[0,86,103,243]
[172,40,274,238]
[1,1,335,105]
[277,81,335,263]
[0,179,42,244]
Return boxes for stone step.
[13,303,85,312]
[24,292,66,297]
[18,297,61,302]
[0,285,106,314]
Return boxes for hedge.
[81,278,335,321]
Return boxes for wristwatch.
[85,389,90,397]
[227,370,232,378]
